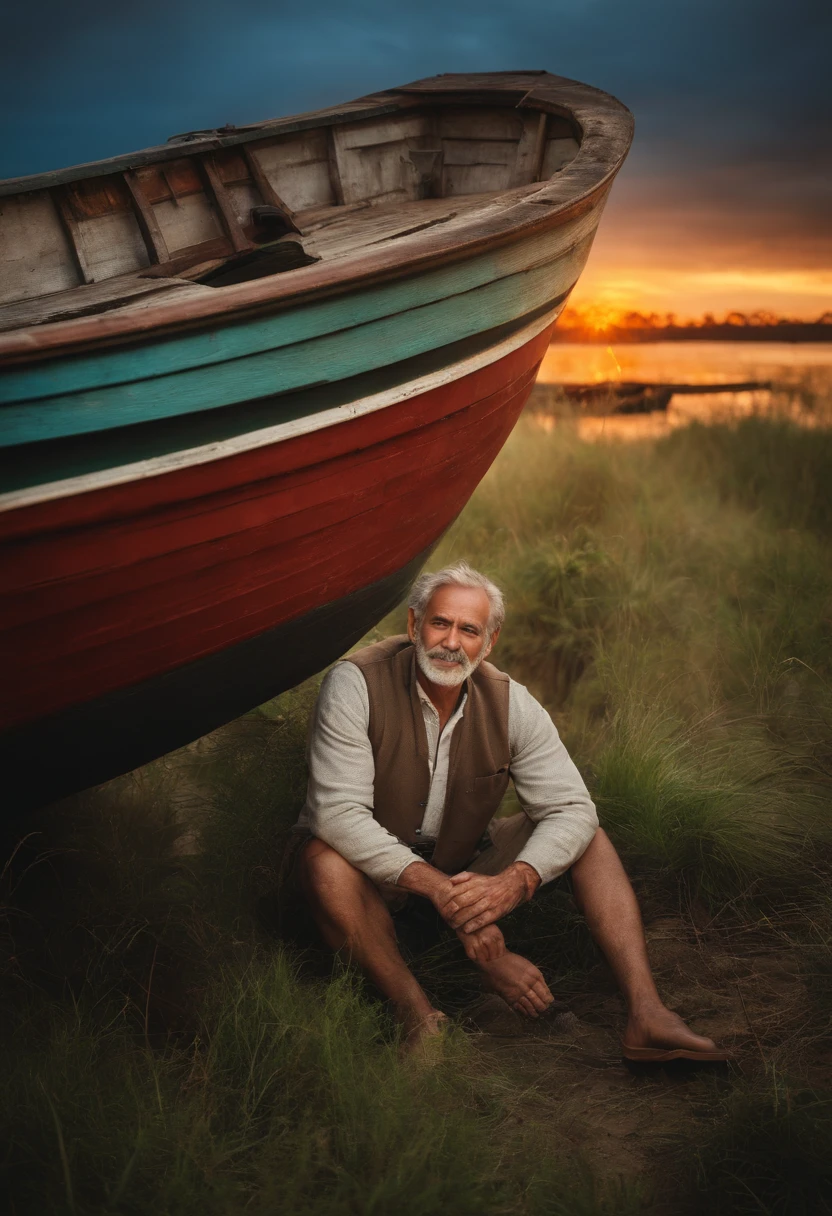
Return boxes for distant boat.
[0,71,632,810]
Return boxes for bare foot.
[477,951,554,1018]
[402,1009,449,1051]
[624,1003,725,1057]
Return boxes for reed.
[424,411,832,911]
[690,1069,832,1214]
[3,402,832,1213]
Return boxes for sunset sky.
[2,0,828,320]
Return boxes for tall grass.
[4,403,832,1213]
[2,956,515,1215]
[419,411,832,912]
[1,690,631,1216]
[691,1069,832,1214]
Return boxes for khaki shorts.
[280,812,536,912]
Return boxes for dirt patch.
[465,914,824,1212]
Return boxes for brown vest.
[346,635,510,873]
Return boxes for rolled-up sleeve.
[299,663,419,885]
[507,680,598,884]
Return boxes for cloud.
[1,0,828,313]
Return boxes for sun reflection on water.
[531,341,832,443]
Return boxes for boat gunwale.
[0,72,633,364]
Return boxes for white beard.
[414,631,486,688]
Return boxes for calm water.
[534,342,832,440]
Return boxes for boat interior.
[0,97,581,333]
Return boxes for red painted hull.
[0,324,551,737]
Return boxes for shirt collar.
[416,676,468,719]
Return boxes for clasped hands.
[440,863,540,933]
[398,859,540,964]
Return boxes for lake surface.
[534,342,832,440]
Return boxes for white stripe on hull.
[0,306,560,515]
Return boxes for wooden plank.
[0,380,521,628]
[0,311,555,520]
[1,425,529,729]
[137,160,203,205]
[69,174,133,219]
[335,114,427,150]
[1,207,598,403]
[443,164,513,195]
[531,112,548,182]
[123,170,170,264]
[161,167,182,205]
[250,138,333,212]
[0,333,549,561]
[0,101,404,197]
[0,381,533,630]
[240,145,300,231]
[325,127,345,206]
[295,199,371,230]
[0,76,632,362]
[440,139,516,166]
[0,238,587,445]
[0,274,199,333]
[541,137,580,177]
[0,191,79,305]
[198,155,253,254]
[0,389,531,721]
[0,545,434,813]
[438,108,524,141]
[50,186,94,284]
[138,236,234,278]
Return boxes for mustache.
[426,646,466,664]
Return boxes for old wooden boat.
[0,71,632,809]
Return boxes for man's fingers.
[446,886,483,911]
[463,911,500,933]
[446,880,482,904]
[450,871,474,884]
[526,987,549,1014]
[514,996,539,1019]
[532,979,554,1006]
[452,898,492,929]
[441,885,485,917]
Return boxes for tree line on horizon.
[556,306,832,343]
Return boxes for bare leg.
[570,829,719,1053]
[297,838,446,1046]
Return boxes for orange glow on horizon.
[559,299,831,336]
[567,264,832,326]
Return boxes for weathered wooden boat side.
[0,219,594,446]
[0,72,633,810]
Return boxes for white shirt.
[297,661,598,886]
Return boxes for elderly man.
[292,562,727,1060]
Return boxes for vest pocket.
[469,766,509,795]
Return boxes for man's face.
[408,584,499,687]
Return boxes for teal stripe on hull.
[0,210,599,407]
[0,304,560,496]
[0,236,592,448]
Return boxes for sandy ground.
[462,914,828,1212]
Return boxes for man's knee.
[298,836,349,881]
[570,827,629,893]
[577,826,612,860]
[298,837,367,902]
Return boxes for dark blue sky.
[2,0,829,315]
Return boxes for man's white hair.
[408,561,505,636]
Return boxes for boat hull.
[1,314,553,810]
[0,71,634,811]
